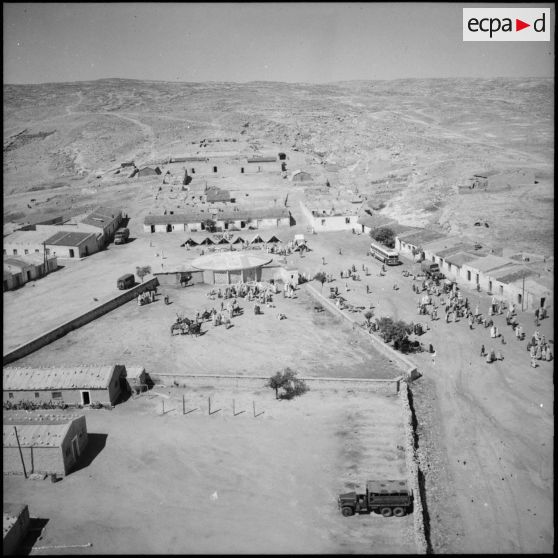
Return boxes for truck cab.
[421,261,444,281]
[114,228,130,244]
[338,480,413,518]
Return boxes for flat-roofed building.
[3,365,126,407]
[44,230,99,259]
[3,254,58,291]
[3,413,88,476]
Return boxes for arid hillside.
[3,77,554,255]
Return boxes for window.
[24,249,29,255]
[321,219,326,226]
[35,249,39,253]
[13,249,17,255]
[52,391,62,399]
[467,270,471,281]
[69,249,75,258]
[499,285,504,295]
[447,263,452,272]
[345,217,350,224]
[8,392,14,399]
[517,293,522,304]
[35,392,40,398]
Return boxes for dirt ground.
[3,388,416,555]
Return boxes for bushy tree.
[370,227,395,248]
[314,271,327,291]
[203,219,217,233]
[267,368,309,400]
[136,265,152,283]
[375,316,413,351]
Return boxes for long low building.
[3,414,88,476]
[3,254,58,291]
[398,229,552,312]
[300,201,360,231]
[144,207,291,233]
[44,230,99,259]
[3,365,126,407]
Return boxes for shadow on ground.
[71,433,108,474]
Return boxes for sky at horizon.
[3,2,555,85]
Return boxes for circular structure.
[191,251,272,284]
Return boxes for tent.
[199,237,215,245]
[266,235,282,243]
[230,235,245,244]
[214,236,231,245]
[250,234,265,244]
[183,238,199,247]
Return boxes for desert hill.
[3,77,554,256]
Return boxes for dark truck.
[420,261,444,281]
[338,480,413,517]
[114,228,130,245]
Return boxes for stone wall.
[399,380,429,554]
[3,278,159,364]
[304,283,419,379]
[151,373,401,394]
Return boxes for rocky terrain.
[3,77,554,256]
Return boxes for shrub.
[370,227,395,249]
[267,367,309,400]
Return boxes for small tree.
[375,316,413,350]
[267,368,309,400]
[364,310,374,325]
[370,227,395,249]
[314,271,327,291]
[136,265,152,283]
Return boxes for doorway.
[540,297,546,308]
[81,391,91,405]
[26,271,32,281]
[166,224,172,233]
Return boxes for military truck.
[114,227,130,245]
[420,261,444,280]
[338,480,413,517]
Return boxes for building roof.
[396,228,446,247]
[421,235,468,254]
[3,229,53,245]
[3,421,77,448]
[125,366,146,380]
[247,156,277,163]
[206,188,231,203]
[45,231,97,247]
[357,213,398,230]
[489,264,535,284]
[81,207,122,229]
[144,207,290,225]
[444,251,479,267]
[435,243,479,259]
[192,252,272,272]
[3,365,119,391]
[465,254,514,273]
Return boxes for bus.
[369,241,400,265]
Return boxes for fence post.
[13,426,27,478]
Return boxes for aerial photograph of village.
[3,2,553,555]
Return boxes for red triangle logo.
[516,19,530,31]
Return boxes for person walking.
[480,344,486,357]
[468,316,474,330]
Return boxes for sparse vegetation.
[267,368,309,400]
[136,266,152,283]
[370,227,395,249]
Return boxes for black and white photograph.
[3,2,553,554]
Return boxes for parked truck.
[338,480,413,517]
[420,261,444,280]
[114,228,130,245]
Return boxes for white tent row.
[182,234,282,247]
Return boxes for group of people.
[527,328,552,366]
[138,288,156,306]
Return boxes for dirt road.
[290,230,553,553]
